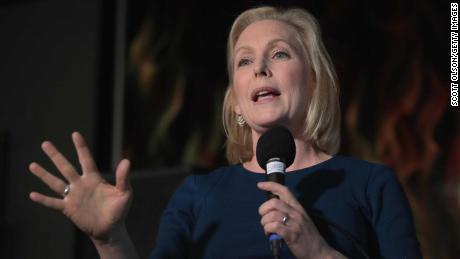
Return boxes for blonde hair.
[223,6,341,164]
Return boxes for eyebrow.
[234,38,293,56]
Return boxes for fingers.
[258,197,293,216]
[29,192,65,211]
[261,210,304,243]
[264,221,289,238]
[72,132,98,174]
[257,181,309,240]
[29,162,67,194]
[263,220,302,242]
[41,141,79,182]
[260,209,286,226]
[260,206,303,233]
[257,181,304,212]
[115,159,131,192]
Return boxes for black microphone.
[256,125,296,259]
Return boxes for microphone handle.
[266,168,285,259]
[267,172,284,199]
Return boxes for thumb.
[115,159,131,192]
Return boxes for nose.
[254,59,271,77]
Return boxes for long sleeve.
[366,165,423,258]
[149,176,197,258]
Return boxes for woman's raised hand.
[29,132,133,242]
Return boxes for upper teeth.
[257,90,270,96]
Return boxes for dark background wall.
[0,1,102,258]
[0,0,457,258]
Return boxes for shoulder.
[330,155,391,172]
[180,164,241,194]
[320,155,402,197]
[328,155,397,181]
[166,165,241,209]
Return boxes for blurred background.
[0,0,456,258]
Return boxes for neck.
[243,130,332,173]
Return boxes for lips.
[251,87,281,102]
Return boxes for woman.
[29,6,422,259]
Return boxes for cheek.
[233,72,250,102]
[282,65,311,111]
[285,66,309,94]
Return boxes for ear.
[230,88,242,115]
[310,68,317,85]
[306,68,317,96]
[234,103,241,115]
[307,68,317,85]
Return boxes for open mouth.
[251,87,281,102]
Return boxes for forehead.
[235,19,299,50]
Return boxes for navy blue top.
[149,156,422,258]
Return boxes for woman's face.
[232,19,313,135]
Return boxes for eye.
[237,58,252,67]
[273,50,290,59]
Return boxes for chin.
[251,116,286,130]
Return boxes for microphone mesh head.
[256,126,296,170]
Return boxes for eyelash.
[237,58,252,67]
[272,50,290,59]
[236,50,290,67]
